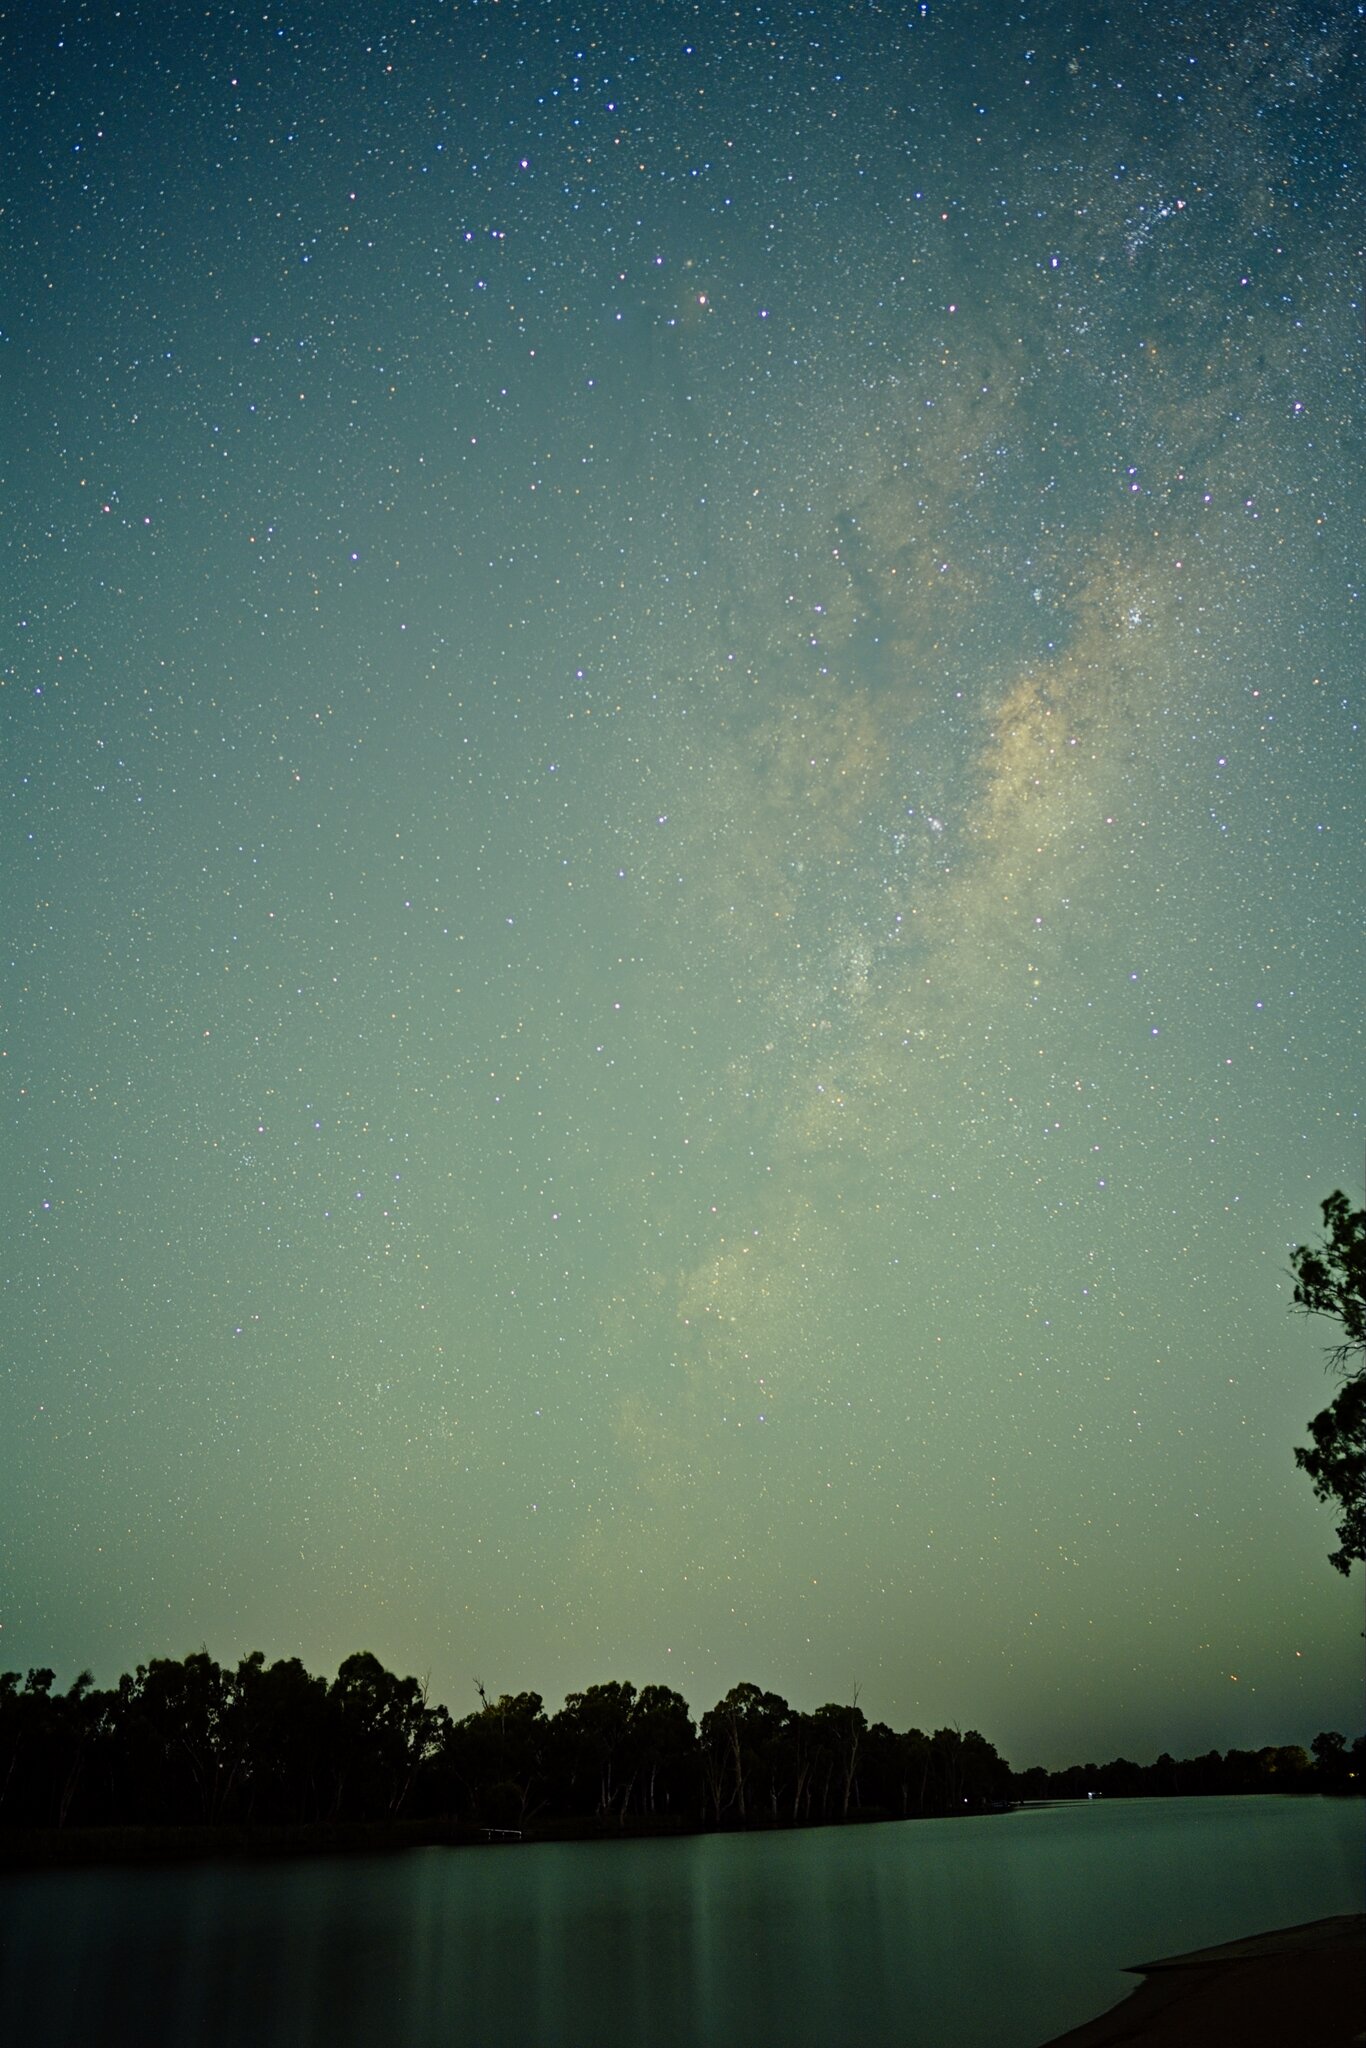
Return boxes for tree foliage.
[0,1652,1013,1837]
[1290,1190,1366,1574]
[1,1652,1359,1845]
[1292,1190,1366,1371]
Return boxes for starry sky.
[3,1,1362,1769]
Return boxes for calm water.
[1,1798,1360,2047]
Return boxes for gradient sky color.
[3,0,1362,1768]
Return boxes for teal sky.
[3,0,1362,1768]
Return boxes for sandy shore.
[1039,1915,1365,2047]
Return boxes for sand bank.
[1040,1914,1364,2046]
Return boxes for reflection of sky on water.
[2,1799,1361,2046]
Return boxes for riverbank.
[0,1811,703,1869]
[0,1804,1008,1870]
[1040,1915,1365,2047]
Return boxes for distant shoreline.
[0,1813,697,1871]
[0,1803,1039,1871]
[2,1793,1354,1874]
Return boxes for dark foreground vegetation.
[1289,1188,1366,1574]
[1,1650,1360,1865]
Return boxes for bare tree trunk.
[728,1710,746,1823]
[58,1748,85,1828]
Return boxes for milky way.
[3,1,1361,1762]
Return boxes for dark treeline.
[1013,1734,1362,1802]
[1,1651,1359,1843]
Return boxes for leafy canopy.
[1290,1190,1366,1575]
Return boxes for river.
[2,1796,1360,2046]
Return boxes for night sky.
[4,1,1362,1769]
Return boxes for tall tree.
[228,1652,330,1823]
[1289,1190,1366,1574]
[699,1683,790,1824]
[811,1696,866,1819]
[132,1651,233,1823]
[327,1652,445,1819]
[453,1687,549,1827]
[632,1685,695,1815]
[555,1681,639,1818]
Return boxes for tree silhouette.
[632,1685,695,1815]
[1290,1190,1366,1574]
[699,1682,790,1824]
[555,1681,639,1818]
[453,1688,549,1827]
[6,1642,1359,1843]
[229,1653,330,1824]
[328,1651,446,1820]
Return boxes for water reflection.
[3,1798,1361,2047]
